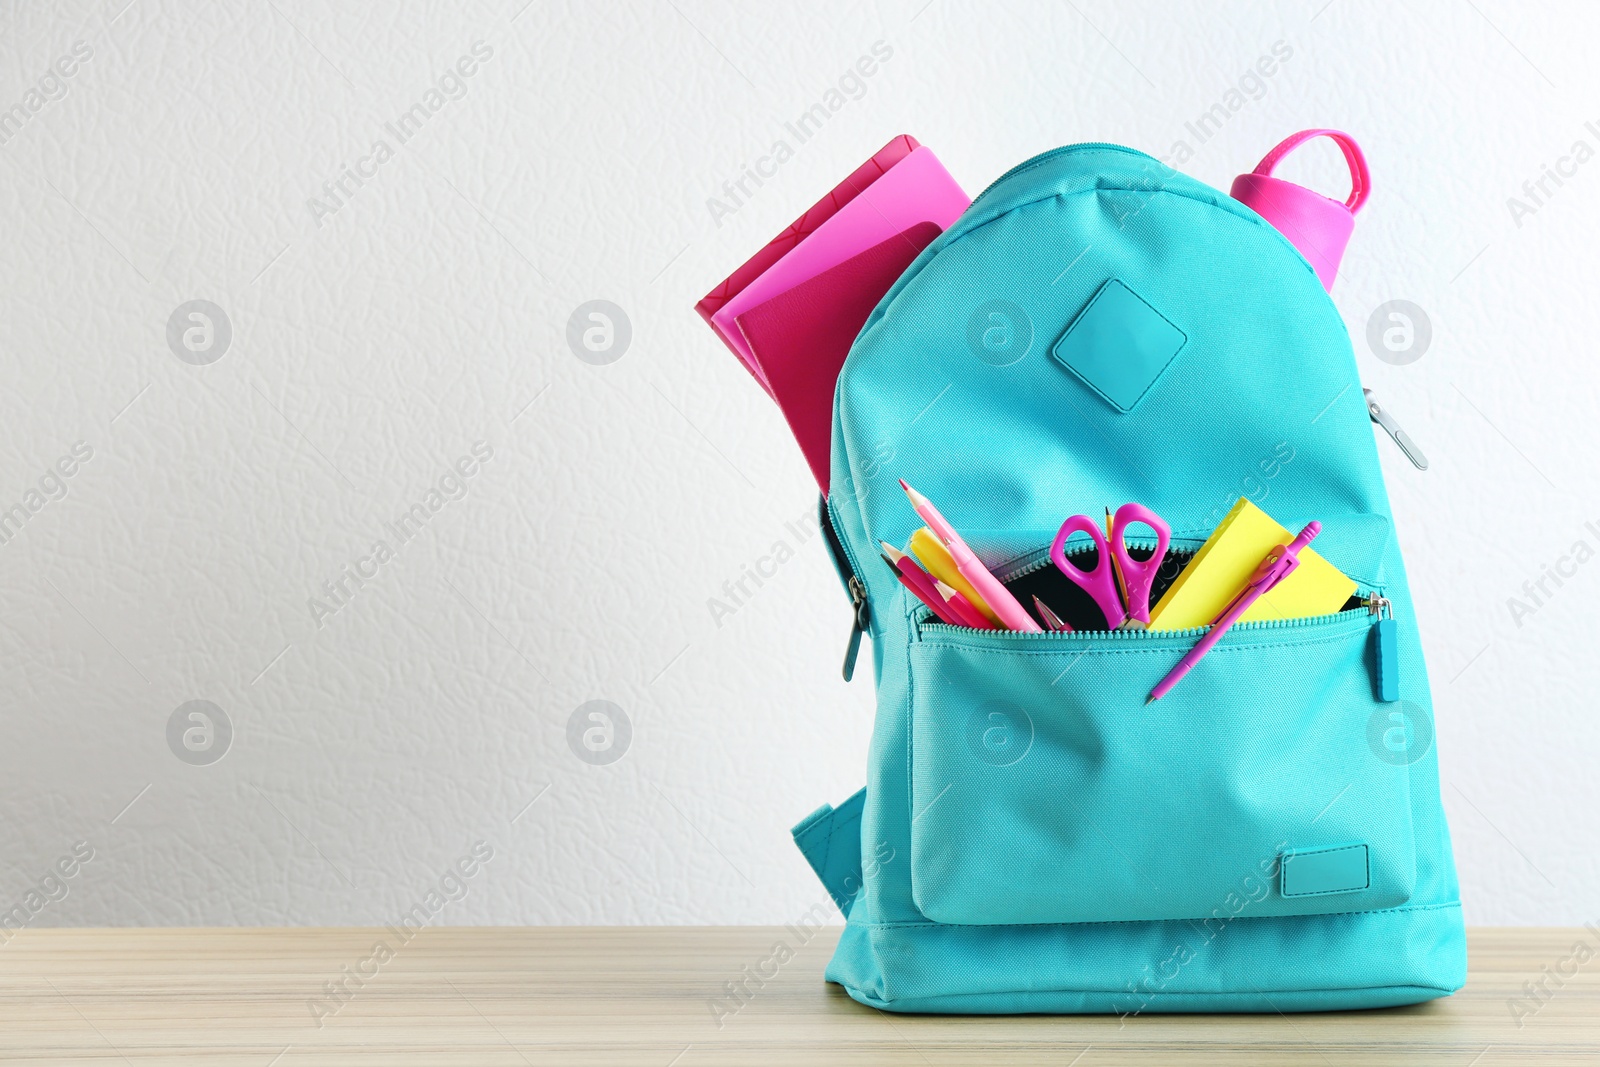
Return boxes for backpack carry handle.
[1230,128,1370,290]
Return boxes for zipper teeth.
[909,539,1195,629]
[991,537,1199,585]
[824,498,863,587]
[916,537,1382,639]
[921,605,1372,642]
[968,142,1151,209]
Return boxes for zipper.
[967,142,1153,212]
[918,603,1376,644]
[842,576,870,682]
[1364,388,1428,471]
[914,537,1391,643]
[987,535,1199,587]
[820,497,872,682]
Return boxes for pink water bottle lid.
[1230,129,1369,291]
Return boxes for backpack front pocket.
[907,610,1416,927]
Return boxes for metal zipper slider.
[842,576,870,682]
[1365,591,1393,619]
[1364,389,1428,471]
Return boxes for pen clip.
[1364,389,1428,471]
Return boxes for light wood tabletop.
[0,926,1593,1065]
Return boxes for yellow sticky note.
[908,527,1003,627]
[1147,498,1356,631]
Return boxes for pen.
[1032,596,1072,633]
[899,480,1041,632]
[1147,522,1321,704]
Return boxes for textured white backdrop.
[0,0,1594,927]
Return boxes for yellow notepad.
[1146,498,1356,631]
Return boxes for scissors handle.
[1050,514,1127,630]
[1110,503,1172,627]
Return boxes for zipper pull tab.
[1367,592,1399,702]
[1364,389,1428,471]
[842,577,870,682]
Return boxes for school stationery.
[900,480,1040,632]
[1103,507,1127,605]
[1146,497,1355,631]
[696,134,921,393]
[1147,521,1322,704]
[1032,596,1071,633]
[737,224,940,491]
[780,134,1461,1014]
[907,527,1000,627]
[1049,502,1171,630]
[881,552,940,623]
[934,580,996,630]
[879,541,961,626]
[711,147,970,383]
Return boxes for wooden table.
[0,927,1593,1064]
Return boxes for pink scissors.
[1049,502,1172,630]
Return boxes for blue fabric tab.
[1282,844,1370,897]
[791,788,867,915]
[1051,279,1187,412]
[1375,616,1399,701]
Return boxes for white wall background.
[0,0,1593,928]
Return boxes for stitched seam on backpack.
[854,899,1462,932]
[855,981,1460,1004]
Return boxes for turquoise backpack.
[794,141,1467,1013]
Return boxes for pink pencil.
[899,480,1040,632]
[878,542,962,626]
[934,580,999,630]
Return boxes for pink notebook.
[711,146,969,389]
[734,223,942,492]
[696,136,920,397]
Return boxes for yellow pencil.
[909,527,1003,627]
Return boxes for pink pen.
[899,480,1040,632]
[934,580,999,630]
[1147,522,1322,704]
